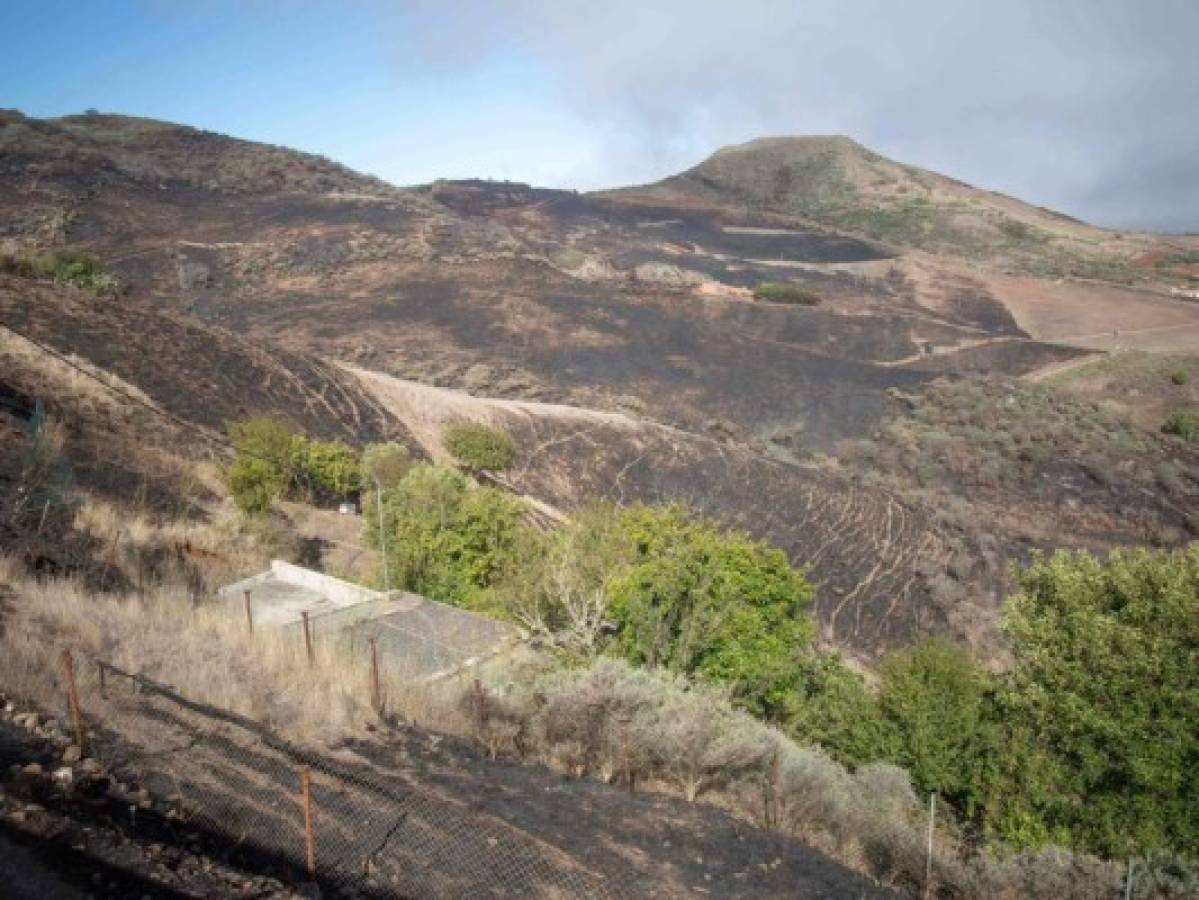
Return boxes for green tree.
[365,464,526,607]
[360,441,413,491]
[785,652,889,769]
[224,416,297,514]
[291,438,360,500]
[991,546,1199,857]
[492,502,635,655]
[877,639,987,800]
[607,505,815,719]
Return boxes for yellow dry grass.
[0,558,468,748]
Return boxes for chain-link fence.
[90,659,625,899]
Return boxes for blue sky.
[3,1,1197,231]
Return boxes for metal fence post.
[299,766,316,880]
[771,750,783,829]
[61,648,85,754]
[620,717,633,792]
[243,590,254,634]
[302,611,314,667]
[924,792,937,900]
[369,637,382,714]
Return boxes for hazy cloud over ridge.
[392,0,1199,232]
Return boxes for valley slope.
[2,109,1197,662]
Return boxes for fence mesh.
[92,660,625,899]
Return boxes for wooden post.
[61,648,85,754]
[302,611,314,667]
[771,749,783,829]
[924,792,937,900]
[620,717,633,792]
[243,590,254,634]
[369,637,382,714]
[97,660,107,698]
[298,766,316,880]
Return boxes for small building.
[219,561,518,680]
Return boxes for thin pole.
[376,481,390,592]
[369,637,382,714]
[621,718,633,792]
[302,611,314,667]
[243,590,254,634]
[1124,859,1135,900]
[771,750,783,829]
[61,648,85,754]
[299,766,316,880]
[924,792,937,900]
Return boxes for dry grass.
[0,558,467,748]
[0,329,160,411]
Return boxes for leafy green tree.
[492,502,635,655]
[607,505,815,719]
[785,652,889,769]
[365,464,526,607]
[291,438,360,499]
[443,421,517,472]
[224,416,297,514]
[990,546,1199,858]
[877,639,987,800]
[360,441,413,491]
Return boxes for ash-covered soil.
[0,685,897,900]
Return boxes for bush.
[752,281,822,306]
[0,248,121,295]
[1162,408,1199,442]
[607,504,815,719]
[1169,369,1188,386]
[443,421,517,472]
[986,546,1199,858]
[224,416,297,514]
[877,639,987,800]
[291,438,360,500]
[366,464,525,606]
[359,442,413,490]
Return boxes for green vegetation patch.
[0,248,122,296]
[1163,408,1199,443]
[224,415,364,513]
[443,421,517,471]
[752,281,822,306]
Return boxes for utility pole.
[376,480,390,592]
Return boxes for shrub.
[1169,369,1188,386]
[224,416,297,514]
[443,421,517,472]
[989,546,1199,858]
[359,441,413,491]
[1162,408,1199,442]
[877,639,987,800]
[291,438,360,500]
[0,248,121,295]
[607,504,816,719]
[225,455,287,515]
[366,463,526,606]
[752,281,822,306]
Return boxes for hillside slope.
[2,110,1197,662]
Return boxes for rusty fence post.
[302,611,314,667]
[298,765,316,880]
[369,637,382,714]
[61,648,85,754]
[620,717,633,792]
[771,749,784,830]
[243,590,254,634]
